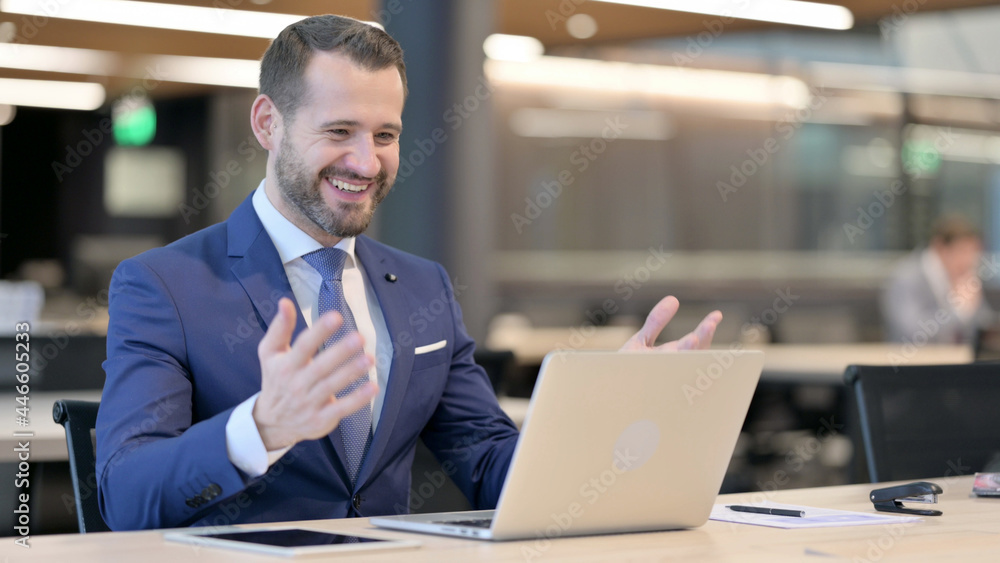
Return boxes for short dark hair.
[931,214,981,246]
[259,15,407,121]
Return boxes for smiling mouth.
[329,177,368,193]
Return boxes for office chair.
[844,363,1000,483]
[473,349,516,395]
[52,400,111,533]
[406,350,517,514]
[0,335,106,390]
[974,326,1000,361]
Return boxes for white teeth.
[330,178,366,193]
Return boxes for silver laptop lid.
[488,349,763,540]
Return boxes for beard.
[274,134,392,239]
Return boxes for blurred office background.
[6,0,1000,344]
[4,0,1000,533]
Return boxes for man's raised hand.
[620,296,722,352]
[253,298,376,450]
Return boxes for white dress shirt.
[921,248,952,312]
[225,181,393,478]
[920,248,977,322]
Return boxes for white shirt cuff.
[226,392,292,478]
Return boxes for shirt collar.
[251,180,357,268]
[921,247,951,306]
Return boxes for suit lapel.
[354,236,416,487]
[227,195,309,339]
[227,195,353,482]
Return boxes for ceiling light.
[486,56,811,108]
[138,54,259,88]
[0,104,15,126]
[0,21,15,42]
[811,62,1000,100]
[0,42,260,89]
[592,0,854,30]
[483,34,544,63]
[0,43,120,75]
[0,0,306,38]
[566,14,599,39]
[510,108,674,140]
[0,78,105,110]
[907,124,1000,165]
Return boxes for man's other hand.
[620,296,722,352]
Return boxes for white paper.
[710,502,922,529]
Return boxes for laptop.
[370,349,764,541]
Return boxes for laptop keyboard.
[438,518,493,528]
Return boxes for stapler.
[870,481,943,516]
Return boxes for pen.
[727,505,804,518]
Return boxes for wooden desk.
[15,476,998,561]
[486,330,973,386]
[746,343,973,385]
[485,324,639,366]
[1,390,101,463]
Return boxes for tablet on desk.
[163,526,421,557]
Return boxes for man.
[96,15,722,531]
[882,215,994,345]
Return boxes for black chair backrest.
[975,326,1000,361]
[0,335,106,390]
[844,363,1000,483]
[52,399,110,533]
[473,349,516,395]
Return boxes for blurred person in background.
[881,215,995,345]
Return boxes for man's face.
[937,236,983,283]
[271,50,404,241]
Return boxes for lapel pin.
[385,273,398,282]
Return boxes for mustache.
[318,166,388,184]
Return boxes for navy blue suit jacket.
[96,194,519,530]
